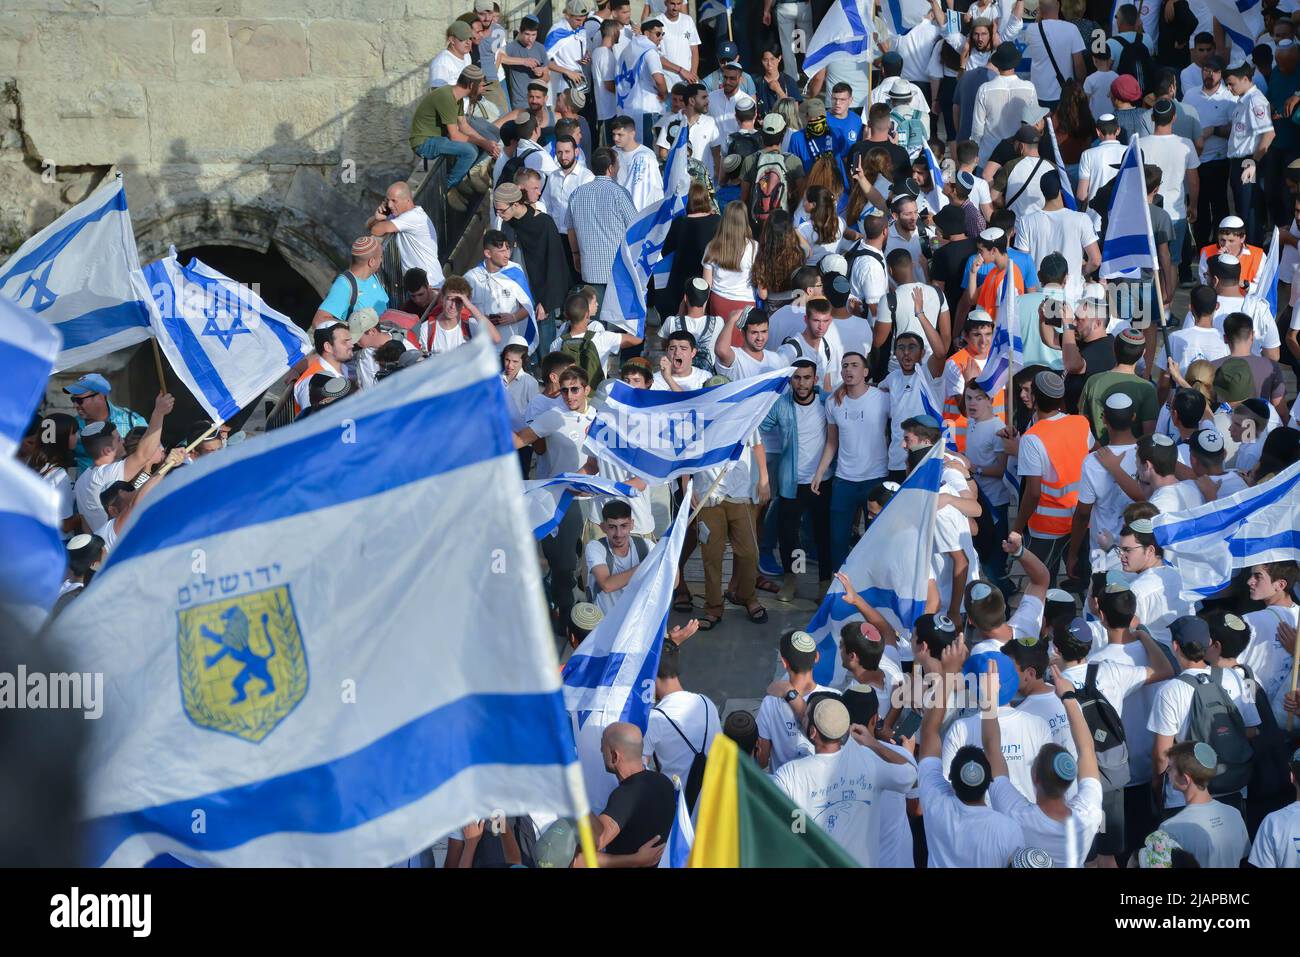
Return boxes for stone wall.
[0,0,455,294]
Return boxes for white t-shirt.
[503,372,539,432]
[718,345,787,381]
[422,316,480,356]
[705,240,757,302]
[656,112,720,181]
[1077,443,1137,556]
[1148,665,1261,809]
[1088,640,1163,784]
[546,22,587,98]
[616,36,666,117]
[616,143,664,212]
[793,397,828,484]
[1160,325,1230,372]
[756,685,837,772]
[1014,208,1098,301]
[1241,605,1300,727]
[74,459,126,531]
[388,206,444,288]
[773,740,917,868]
[1002,155,1053,219]
[831,313,873,358]
[942,707,1052,805]
[766,304,807,350]
[549,327,624,385]
[966,417,1010,506]
[657,12,699,74]
[1076,139,1127,230]
[1248,801,1300,868]
[584,537,643,615]
[651,366,711,391]
[918,755,1025,867]
[1023,18,1085,103]
[990,775,1105,868]
[1084,70,1119,120]
[932,502,981,612]
[1183,82,1236,163]
[797,218,846,266]
[826,388,890,481]
[1228,86,1273,159]
[1130,564,1196,645]
[877,282,945,375]
[591,44,619,121]
[428,49,470,88]
[644,690,719,787]
[1184,294,1280,354]
[1016,690,1077,763]
[849,246,889,309]
[1164,800,1251,867]
[660,313,723,366]
[880,366,942,472]
[778,331,845,390]
[1138,133,1199,221]
[530,405,596,478]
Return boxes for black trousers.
[1195,159,1230,250]
[1229,157,1268,247]
[779,482,833,583]
[1027,533,1069,589]
[541,504,583,629]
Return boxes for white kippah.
[791,631,817,653]
[79,421,108,438]
[1219,215,1245,230]
[1105,391,1134,411]
[1217,253,1241,267]
[67,534,94,550]
[1151,433,1175,447]
[979,227,1005,242]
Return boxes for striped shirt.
[566,176,637,284]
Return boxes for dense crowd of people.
[17,0,1300,868]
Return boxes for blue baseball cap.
[63,373,111,397]
[718,40,739,60]
[963,651,1020,707]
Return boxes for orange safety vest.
[292,356,328,416]
[1024,413,1091,537]
[1198,243,1264,288]
[942,347,1006,453]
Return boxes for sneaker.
[758,550,783,578]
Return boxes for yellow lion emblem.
[177,585,308,743]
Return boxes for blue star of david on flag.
[657,410,703,456]
[18,262,59,314]
[200,291,253,350]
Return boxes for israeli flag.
[562,482,693,730]
[599,125,690,335]
[0,177,153,372]
[488,261,539,352]
[1247,227,1280,317]
[544,23,582,52]
[918,377,958,453]
[803,0,875,76]
[975,266,1022,397]
[1045,118,1078,211]
[46,337,585,867]
[919,141,946,215]
[524,473,638,540]
[585,367,794,485]
[1152,459,1300,601]
[142,249,311,424]
[697,0,733,22]
[0,297,61,457]
[1204,0,1264,54]
[0,453,64,620]
[807,442,944,686]
[1099,137,1156,280]
[657,779,696,868]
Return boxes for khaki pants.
[698,499,759,618]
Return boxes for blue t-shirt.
[962,248,1040,291]
[319,273,389,322]
[826,114,862,152]
[789,127,851,187]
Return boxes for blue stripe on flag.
[0,338,53,449]
[157,293,240,423]
[0,509,65,609]
[107,377,512,566]
[51,300,153,350]
[1229,529,1300,559]
[0,184,129,283]
[1154,466,1300,547]
[562,652,630,689]
[84,690,574,867]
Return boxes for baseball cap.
[63,373,112,397]
[447,20,473,41]
[819,254,849,278]
[347,306,380,340]
[963,651,1020,707]
[718,40,740,60]
[1014,124,1042,145]
[761,113,787,135]
[810,698,851,739]
[1213,357,1254,404]
[563,0,588,15]
[1034,370,1066,398]
[474,0,495,11]
[1020,101,1050,125]
[534,818,578,867]
[801,97,827,120]
[1170,615,1211,653]
[1111,74,1142,103]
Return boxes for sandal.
[724,590,741,606]
[673,591,694,613]
[697,615,722,631]
[746,604,768,624]
[754,576,781,594]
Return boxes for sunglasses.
[561,385,585,395]
[70,394,96,405]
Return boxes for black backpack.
[1236,663,1294,800]
[652,695,711,813]
[726,129,762,163]
[1114,35,1153,89]
[1177,668,1255,797]
[869,289,898,384]
[1075,664,1130,793]
[559,330,605,391]
[585,535,649,601]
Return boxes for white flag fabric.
[142,249,312,424]
[598,124,690,336]
[657,780,696,868]
[1152,460,1300,601]
[46,337,585,867]
[0,177,153,372]
[585,367,794,484]
[1099,137,1157,280]
[975,266,1021,397]
[806,442,944,686]
[1205,0,1264,53]
[803,0,875,76]
[1246,227,1280,316]
[0,297,61,457]
[0,452,64,619]
[523,473,638,540]
[561,482,693,730]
